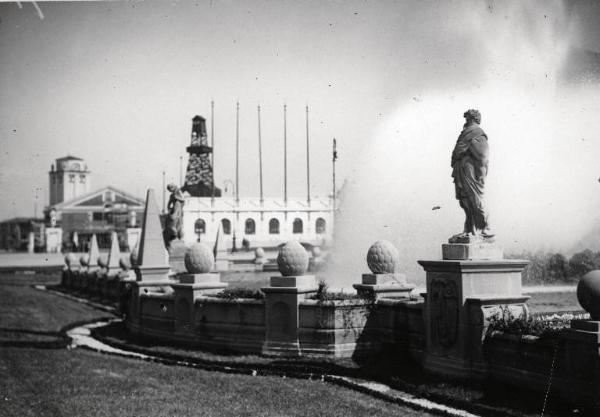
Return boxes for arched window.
[221,218,231,235]
[194,219,206,235]
[245,218,256,235]
[293,218,303,234]
[269,218,280,234]
[316,218,326,234]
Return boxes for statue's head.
[463,109,481,124]
[167,183,178,192]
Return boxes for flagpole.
[305,105,310,206]
[258,105,264,206]
[162,171,166,214]
[211,100,215,206]
[332,138,337,212]
[283,104,287,206]
[235,102,240,205]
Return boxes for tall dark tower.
[182,115,222,197]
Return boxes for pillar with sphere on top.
[262,241,318,356]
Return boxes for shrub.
[213,287,264,301]
[487,307,589,338]
[309,280,359,302]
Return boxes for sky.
[1,0,424,215]
[2,0,600,284]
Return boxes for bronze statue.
[163,183,184,247]
[450,109,494,241]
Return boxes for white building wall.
[182,197,334,250]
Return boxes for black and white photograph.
[2,1,600,415]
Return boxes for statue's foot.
[482,229,495,239]
[449,232,472,243]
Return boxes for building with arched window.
[269,218,280,234]
[293,218,303,234]
[176,113,336,250]
[245,218,256,235]
[221,218,231,235]
[315,218,326,234]
[194,219,206,236]
[182,197,334,250]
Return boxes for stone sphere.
[577,270,600,320]
[277,241,309,276]
[184,242,215,273]
[97,254,108,268]
[130,245,139,268]
[255,247,265,258]
[312,246,322,257]
[119,256,131,270]
[366,240,399,274]
[65,253,77,267]
[79,255,89,267]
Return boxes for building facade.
[182,197,334,250]
[45,156,145,251]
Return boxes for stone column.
[170,242,227,335]
[262,241,318,356]
[418,236,529,379]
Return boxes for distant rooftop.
[0,217,45,224]
[56,155,83,161]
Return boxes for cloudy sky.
[2,1,600,281]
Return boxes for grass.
[0,272,113,348]
[0,271,432,417]
[0,347,432,417]
[526,291,580,314]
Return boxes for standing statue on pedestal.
[163,183,184,248]
[450,109,494,241]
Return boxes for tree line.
[507,249,600,284]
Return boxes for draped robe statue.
[451,109,494,240]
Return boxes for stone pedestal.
[127,281,175,330]
[419,244,529,380]
[45,228,63,253]
[443,234,503,260]
[171,273,228,333]
[136,265,171,282]
[353,273,414,299]
[168,239,187,274]
[262,275,318,356]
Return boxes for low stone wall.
[125,285,425,358]
[485,327,600,410]
[61,268,130,302]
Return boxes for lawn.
[0,272,433,417]
[0,347,432,417]
[525,291,580,314]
